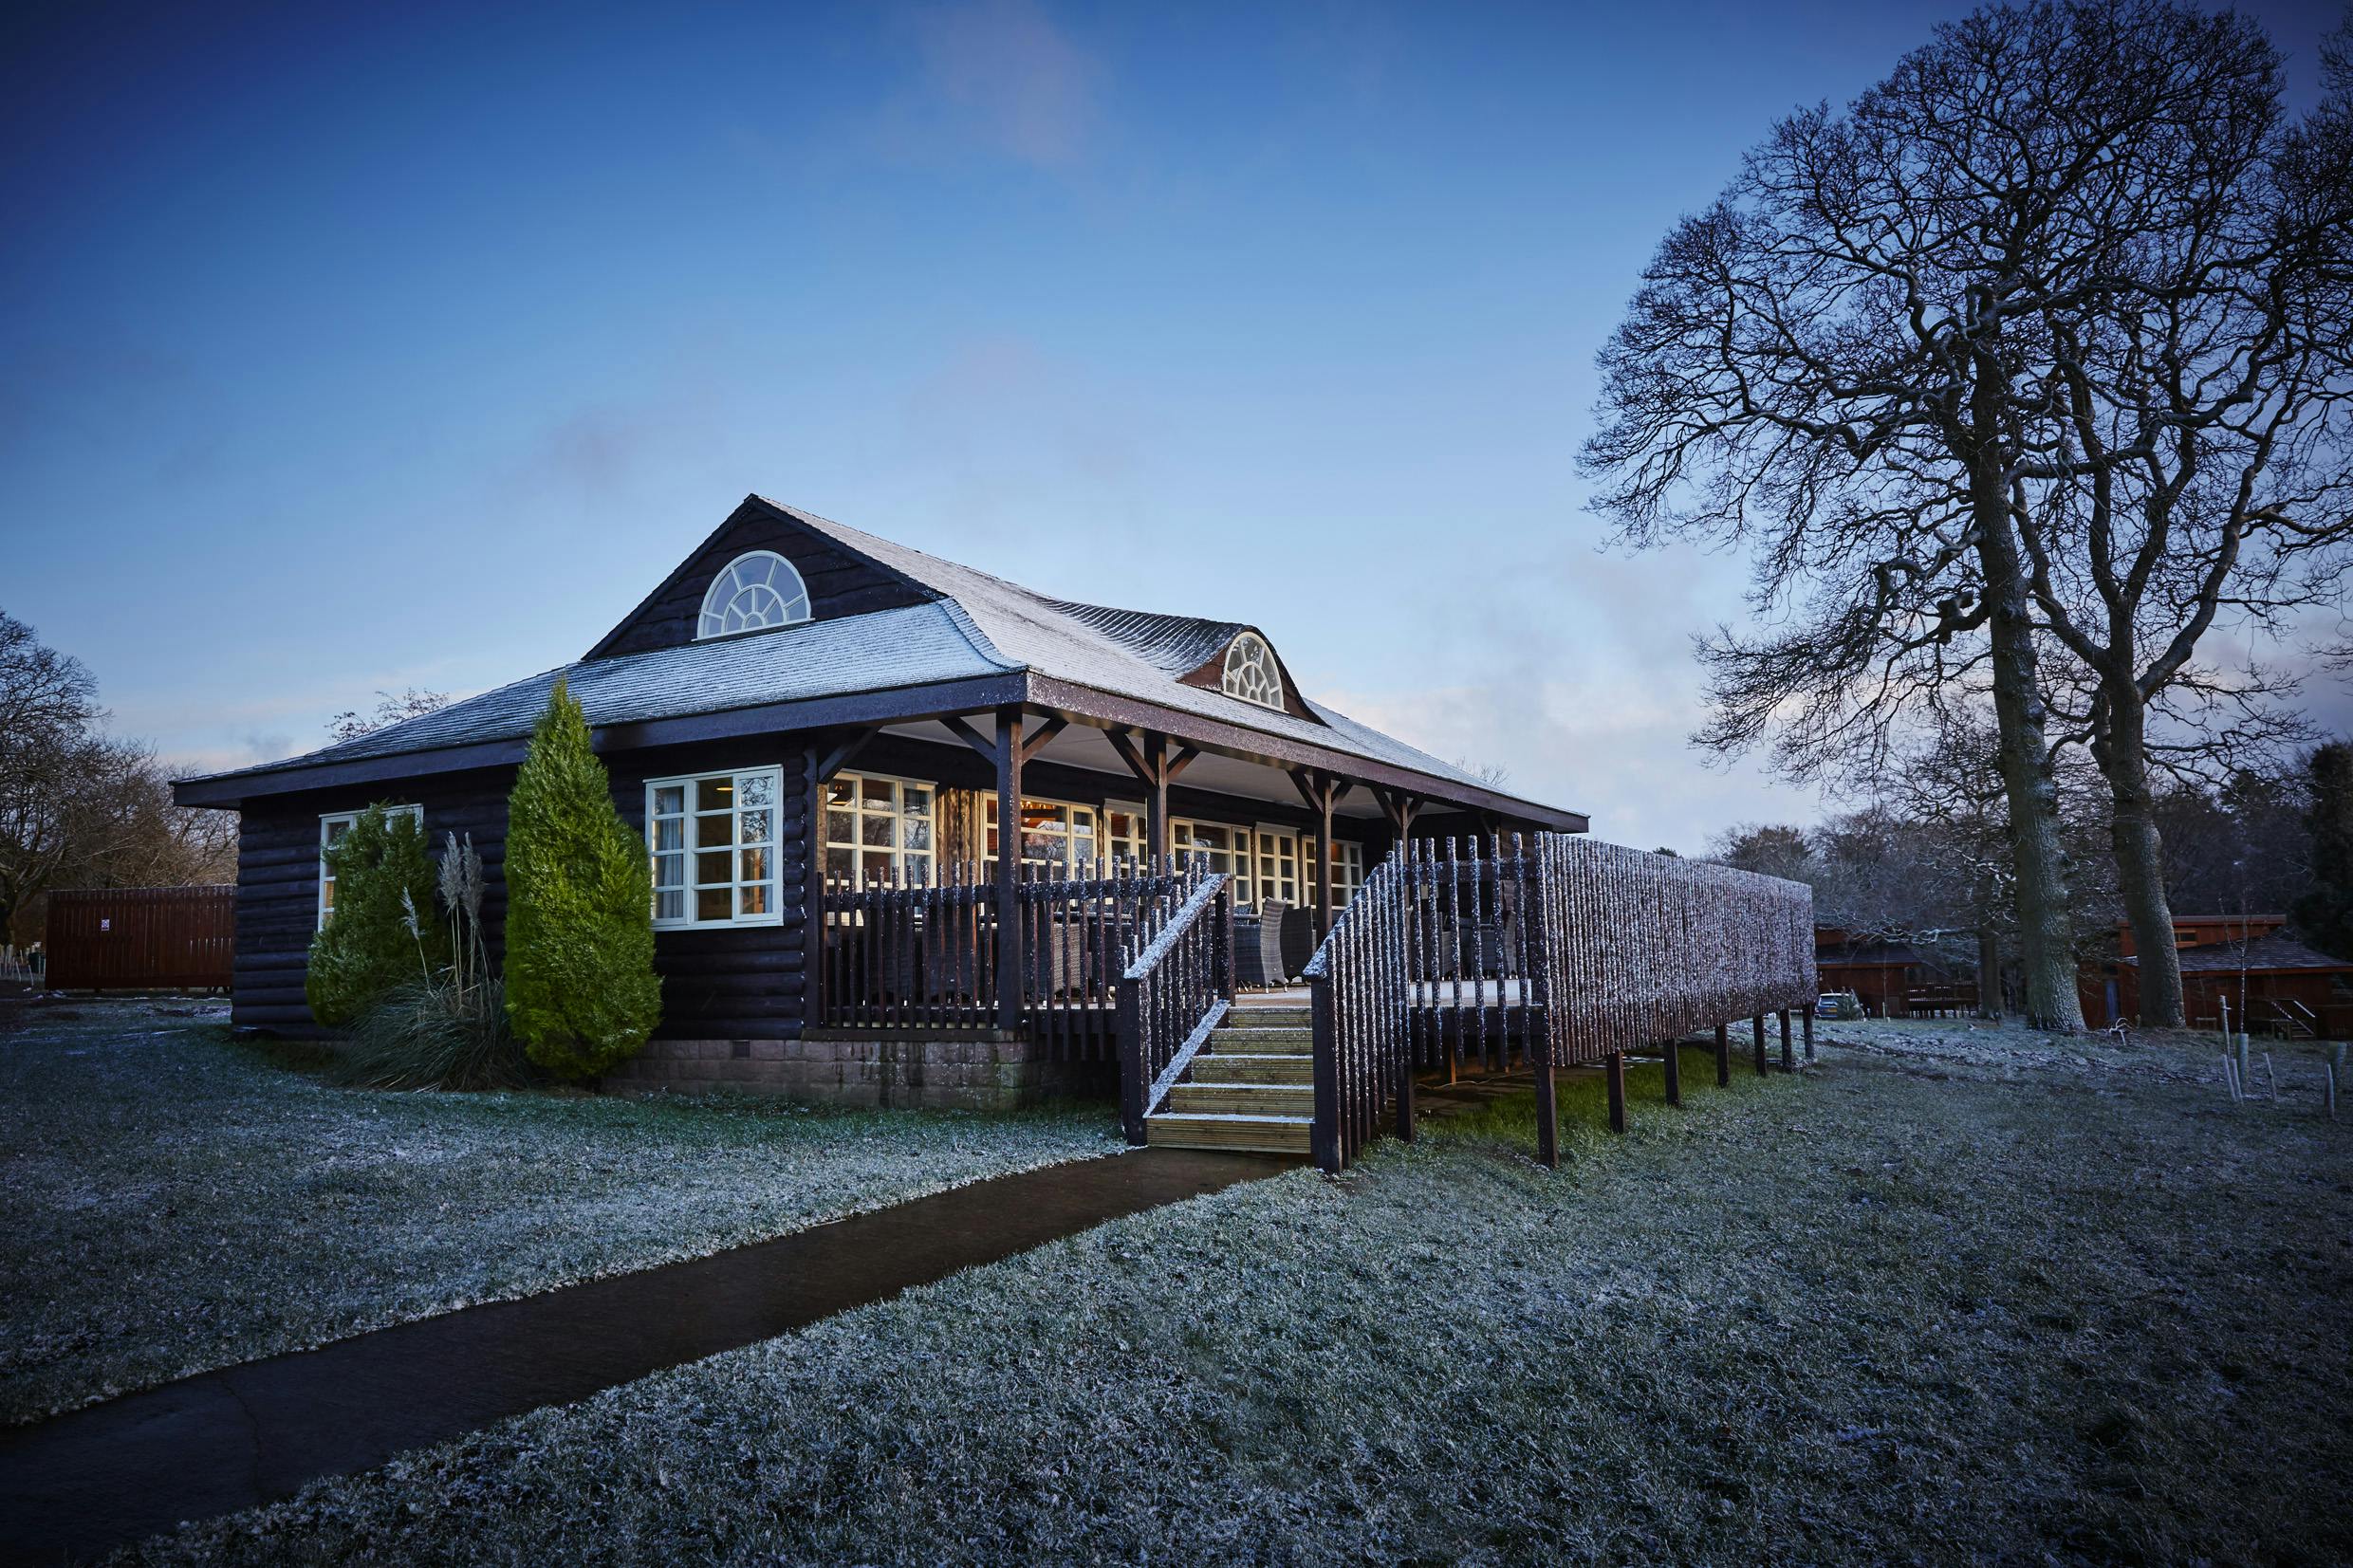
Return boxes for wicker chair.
[1235,900,1291,987]
[1280,904,1317,981]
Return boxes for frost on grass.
[119,1022,2353,1567]
[0,1002,1119,1425]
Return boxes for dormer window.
[1220,633,1284,710]
[696,551,811,639]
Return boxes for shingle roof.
[182,496,1568,816]
[189,603,1008,782]
[2124,933,2353,973]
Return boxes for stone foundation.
[604,1030,1110,1110]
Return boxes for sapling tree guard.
[1581,0,2353,1028]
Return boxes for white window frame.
[822,770,936,887]
[1102,800,1150,866]
[1253,824,1304,908]
[319,804,424,930]
[983,793,1102,873]
[646,766,785,929]
[1305,836,1365,908]
[695,550,812,640]
[1219,632,1285,710]
[1172,819,1254,908]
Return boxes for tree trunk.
[2094,689,2185,1027]
[1975,925,2004,1019]
[1970,416,2085,1031]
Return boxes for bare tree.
[327,687,452,744]
[1581,1,2347,1028]
[0,611,103,940]
[0,610,239,945]
[2006,14,2353,1023]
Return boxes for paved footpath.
[0,1147,1294,1565]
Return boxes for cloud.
[897,0,1102,166]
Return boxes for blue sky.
[3,0,2342,851]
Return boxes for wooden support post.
[1107,729,1195,864]
[993,705,1025,1031]
[1290,768,1343,941]
[1606,1050,1627,1133]
[1752,1014,1768,1077]
[1142,733,1170,862]
[1714,1021,1731,1086]
[1662,1036,1681,1106]
[1779,1008,1793,1073]
[1533,1036,1559,1169]
[1802,1005,1815,1061]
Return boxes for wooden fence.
[44,886,235,991]
[1309,834,1816,1171]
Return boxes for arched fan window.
[1220,633,1284,710]
[696,550,811,639]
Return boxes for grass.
[0,999,1121,1426]
[113,1016,2353,1566]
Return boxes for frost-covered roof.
[2125,933,2353,973]
[183,496,1574,821]
[761,499,1497,791]
[188,603,1008,781]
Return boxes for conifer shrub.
[306,804,450,1026]
[504,681,661,1078]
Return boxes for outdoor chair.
[1280,904,1316,981]
[1236,901,1290,987]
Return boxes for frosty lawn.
[0,1000,1120,1426]
[114,1017,2353,1566]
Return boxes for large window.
[695,550,811,639]
[319,804,423,929]
[647,767,783,927]
[1103,802,1150,866]
[1306,837,1365,908]
[1219,633,1284,710]
[1172,820,1254,907]
[983,795,1101,872]
[824,772,935,886]
[1254,826,1303,907]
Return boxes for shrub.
[504,680,661,1079]
[339,975,531,1090]
[306,804,449,1026]
[338,833,531,1090]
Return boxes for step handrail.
[1116,871,1233,1142]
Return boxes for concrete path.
[0,1147,1294,1565]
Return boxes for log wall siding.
[230,739,813,1041]
[589,507,930,658]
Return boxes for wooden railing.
[1116,869,1233,1143]
[1307,833,1817,1172]
[1401,836,1545,1071]
[1305,848,1414,1171]
[817,858,1186,1056]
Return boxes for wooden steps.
[1145,1112,1311,1154]
[1141,999,1317,1154]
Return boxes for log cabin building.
[175,496,1588,1111]
[2084,914,2353,1039]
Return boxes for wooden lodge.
[176,496,1819,1167]
[176,500,1577,1130]
[2084,914,2353,1039]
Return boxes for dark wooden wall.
[588,503,932,658]
[232,738,813,1042]
[225,728,1523,1038]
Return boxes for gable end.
[585,496,939,660]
